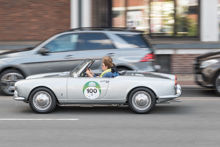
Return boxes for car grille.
[194,59,201,73]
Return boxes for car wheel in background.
[214,72,220,95]
[128,88,156,114]
[29,87,57,113]
[0,69,25,96]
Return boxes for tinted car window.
[117,34,149,48]
[45,34,79,52]
[79,33,115,50]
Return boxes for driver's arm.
[86,69,93,77]
[88,69,94,75]
[86,69,96,77]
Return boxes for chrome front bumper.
[13,90,25,101]
[157,84,181,103]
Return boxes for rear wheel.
[29,87,57,113]
[128,88,156,114]
[0,69,25,96]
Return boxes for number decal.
[83,81,101,99]
[86,88,98,94]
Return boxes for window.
[78,33,115,50]
[112,0,150,32]
[127,0,150,32]
[175,0,199,36]
[112,0,126,27]
[117,34,149,48]
[111,0,199,37]
[150,0,175,36]
[45,34,79,52]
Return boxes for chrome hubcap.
[1,73,24,95]
[33,91,52,111]
[132,91,151,110]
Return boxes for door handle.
[107,53,115,56]
[100,80,109,83]
[65,55,74,59]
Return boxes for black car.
[195,50,220,95]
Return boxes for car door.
[22,33,81,75]
[74,33,117,72]
[67,77,110,102]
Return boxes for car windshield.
[69,59,93,77]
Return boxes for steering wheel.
[80,69,89,77]
[81,72,86,77]
[80,60,94,77]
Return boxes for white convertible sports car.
[14,59,181,114]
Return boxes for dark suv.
[195,50,220,95]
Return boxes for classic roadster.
[14,59,181,114]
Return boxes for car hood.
[0,47,35,58]
[26,72,70,80]
[125,71,175,80]
[197,49,220,60]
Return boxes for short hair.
[102,56,113,69]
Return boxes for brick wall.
[112,0,125,7]
[113,0,146,7]
[0,0,70,41]
[127,0,145,6]
[171,54,201,74]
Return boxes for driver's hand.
[88,68,94,75]
[86,69,91,75]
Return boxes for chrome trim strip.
[13,96,25,101]
[13,90,26,101]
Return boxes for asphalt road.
[0,86,219,147]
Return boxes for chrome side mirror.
[39,47,50,55]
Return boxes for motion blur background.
[0,0,219,74]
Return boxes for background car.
[0,27,156,96]
[14,59,181,114]
[195,50,220,95]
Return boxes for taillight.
[140,53,154,62]
[175,75,177,86]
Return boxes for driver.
[86,56,119,78]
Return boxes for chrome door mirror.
[39,47,50,55]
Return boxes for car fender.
[15,78,68,101]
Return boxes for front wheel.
[128,88,156,114]
[29,87,57,113]
[214,73,220,95]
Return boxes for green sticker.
[83,81,101,99]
